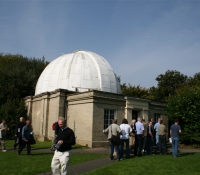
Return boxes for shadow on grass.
[31,152,53,156]
[180,152,195,157]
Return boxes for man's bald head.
[58,117,66,129]
[20,117,24,122]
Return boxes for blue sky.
[0,0,200,88]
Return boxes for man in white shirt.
[120,118,132,159]
[134,117,144,156]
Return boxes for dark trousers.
[134,134,143,156]
[18,140,31,155]
[142,136,147,151]
[120,139,129,158]
[14,136,22,148]
[146,137,153,155]
[159,135,167,154]
[109,140,120,160]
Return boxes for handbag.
[110,125,120,145]
[29,134,36,145]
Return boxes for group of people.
[0,116,76,175]
[0,117,33,155]
[103,117,181,160]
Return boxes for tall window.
[104,109,115,129]
[154,113,161,122]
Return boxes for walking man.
[158,120,167,155]
[0,119,8,152]
[51,117,75,175]
[18,120,32,155]
[134,117,144,156]
[14,117,25,150]
[170,119,181,158]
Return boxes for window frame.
[104,109,116,129]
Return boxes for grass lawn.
[5,139,88,149]
[0,151,108,175]
[0,140,103,175]
[83,152,200,175]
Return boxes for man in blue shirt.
[18,120,32,155]
[170,119,181,158]
[134,117,144,156]
[154,118,161,149]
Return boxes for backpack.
[52,122,56,130]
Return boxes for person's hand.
[15,135,17,137]
[24,139,28,142]
[58,140,63,145]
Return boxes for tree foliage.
[166,86,200,144]
[152,70,188,101]
[0,53,48,138]
[121,83,151,99]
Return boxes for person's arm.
[149,126,153,137]
[22,126,27,141]
[154,123,157,130]
[179,126,181,134]
[129,126,132,134]
[117,126,122,135]
[170,130,172,137]
[103,126,110,133]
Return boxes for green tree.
[121,83,150,99]
[152,70,188,101]
[166,86,200,145]
[0,53,48,138]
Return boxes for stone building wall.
[25,89,72,141]
[25,89,168,147]
[92,91,125,147]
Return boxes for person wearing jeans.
[154,118,161,150]
[103,119,121,161]
[170,119,181,158]
[120,118,132,159]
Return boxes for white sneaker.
[2,150,7,152]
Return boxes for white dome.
[35,50,121,95]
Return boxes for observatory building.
[25,50,167,147]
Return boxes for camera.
[51,143,60,151]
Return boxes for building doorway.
[132,110,138,120]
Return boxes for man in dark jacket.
[18,120,32,156]
[13,117,25,150]
[51,117,75,175]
